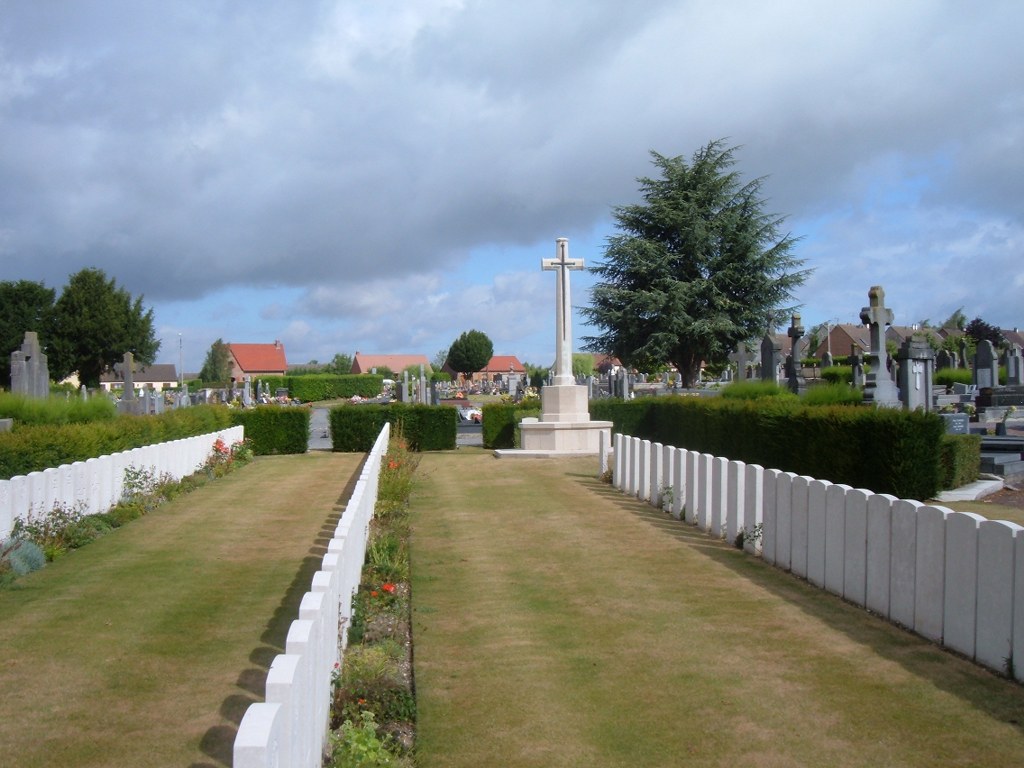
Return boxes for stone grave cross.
[787,314,805,393]
[542,237,584,386]
[859,285,900,406]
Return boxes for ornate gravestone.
[10,331,49,398]
[512,238,611,455]
[859,286,900,407]
[973,340,999,389]
[760,333,782,384]
[896,338,935,411]
[849,346,865,389]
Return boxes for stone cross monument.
[786,314,805,393]
[10,331,49,398]
[859,285,900,407]
[543,237,584,386]
[505,237,612,457]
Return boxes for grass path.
[410,450,1024,768]
[0,452,361,768]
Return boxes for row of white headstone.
[0,427,245,541]
[233,423,390,768]
[611,433,1024,681]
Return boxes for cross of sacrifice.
[542,237,584,385]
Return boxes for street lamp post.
[178,333,183,389]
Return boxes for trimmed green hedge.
[592,397,948,500]
[329,404,457,452]
[938,434,981,490]
[0,405,233,480]
[230,406,310,455]
[257,374,385,402]
[934,368,973,387]
[481,403,542,449]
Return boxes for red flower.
[370,590,379,598]
[381,582,396,594]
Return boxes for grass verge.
[0,451,361,768]
[411,449,1024,768]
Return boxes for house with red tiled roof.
[228,341,288,380]
[812,324,871,358]
[351,353,431,376]
[442,354,526,384]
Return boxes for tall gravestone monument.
[10,331,49,398]
[859,285,900,407]
[760,333,782,384]
[973,340,999,389]
[511,238,612,456]
[896,338,935,411]
[786,314,806,394]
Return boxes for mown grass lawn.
[411,450,1024,768]
[0,452,361,768]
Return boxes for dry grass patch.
[0,451,361,768]
[411,451,1024,768]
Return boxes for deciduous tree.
[198,338,232,385]
[582,141,809,387]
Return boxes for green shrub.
[1,538,46,576]
[0,404,233,479]
[481,403,542,448]
[259,374,385,402]
[0,392,117,425]
[935,368,973,387]
[230,406,310,455]
[719,380,798,401]
[938,434,981,490]
[329,404,456,452]
[801,383,862,406]
[597,396,946,499]
[820,366,854,385]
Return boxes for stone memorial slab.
[649,441,662,507]
[671,448,686,520]
[914,504,951,642]
[638,439,650,501]
[889,499,923,629]
[698,453,715,532]
[726,459,746,542]
[789,475,811,578]
[866,493,897,617]
[684,450,700,525]
[761,468,782,565]
[897,339,935,411]
[662,444,674,509]
[976,520,1023,672]
[974,340,998,389]
[824,483,851,595]
[943,511,985,658]
[806,479,829,588]
[774,472,797,571]
[843,489,871,606]
[939,413,969,434]
[711,457,729,538]
[743,464,764,554]
[760,333,782,384]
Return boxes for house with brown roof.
[228,341,288,380]
[351,353,431,376]
[812,324,871,358]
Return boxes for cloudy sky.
[1,1,1021,373]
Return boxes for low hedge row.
[329,404,457,452]
[938,434,981,490]
[591,397,949,500]
[229,406,311,455]
[481,403,542,449]
[258,374,385,402]
[0,405,233,480]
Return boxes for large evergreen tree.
[446,329,493,382]
[582,141,809,387]
[48,268,159,389]
[0,280,55,388]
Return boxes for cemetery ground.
[412,449,1024,768]
[0,451,362,768]
[5,446,1024,766]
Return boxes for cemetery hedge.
[939,434,981,489]
[0,405,233,479]
[590,397,948,500]
[329,403,457,452]
[934,369,973,387]
[481,403,542,449]
[257,374,385,402]
[229,406,311,455]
